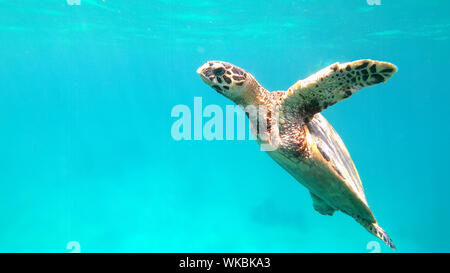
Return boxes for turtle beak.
[196,64,205,75]
[197,63,213,84]
[196,65,204,76]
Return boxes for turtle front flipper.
[310,192,336,216]
[280,59,397,120]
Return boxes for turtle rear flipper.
[356,217,396,250]
[310,192,336,216]
[281,59,397,120]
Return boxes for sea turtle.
[197,59,398,249]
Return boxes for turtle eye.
[213,67,225,76]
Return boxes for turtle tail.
[356,218,396,250]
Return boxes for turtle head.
[197,61,263,106]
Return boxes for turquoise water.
[0,0,449,253]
